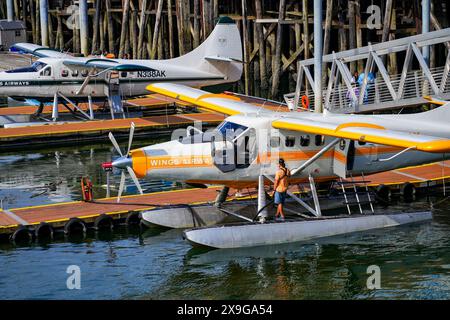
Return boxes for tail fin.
[169,16,243,83]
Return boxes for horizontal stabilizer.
[205,56,243,63]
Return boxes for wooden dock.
[1,160,449,241]
[0,94,185,117]
[0,112,225,150]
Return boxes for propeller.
[109,122,143,202]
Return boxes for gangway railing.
[284,28,450,113]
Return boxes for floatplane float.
[102,81,450,249]
[0,17,242,124]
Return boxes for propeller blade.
[126,122,136,155]
[126,166,144,195]
[117,171,126,203]
[108,132,123,157]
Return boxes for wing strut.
[291,138,341,175]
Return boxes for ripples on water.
[1,141,450,299]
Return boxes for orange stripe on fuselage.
[334,151,347,164]
[134,146,409,177]
[355,146,403,156]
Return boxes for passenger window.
[121,72,127,77]
[300,135,310,147]
[358,141,366,146]
[285,136,295,147]
[61,69,69,77]
[270,136,280,148]
[315,135,325,146]
[81,69,89,77]
[72,69,79,77]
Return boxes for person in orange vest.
[272,158,291,221]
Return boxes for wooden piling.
[106,0,115,54]
[151,0,164,59]
[270,0,286,99]
[241,0,250,96]
[118,0,130,58]
[92,0,101,54]
[255,0,268,98]
[167,0,175,58]
[137,0,148,59]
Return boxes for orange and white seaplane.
[105,83,450,248]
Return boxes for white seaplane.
[106,82,450,248]
[0,17,242,121]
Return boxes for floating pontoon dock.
[0,112,225,149]
[0,94,185,117]
[1,160,449,242]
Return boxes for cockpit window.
[40,66,52,76]
[216,121,248,139]
[5,61,47,73]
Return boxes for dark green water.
[1,140,450,299]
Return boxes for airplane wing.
[10,43,74,58]
[272,116,450,153]
[148,83,450,153]
[147,83,262,115]
[62,58,157,72]
[11,43,156,72]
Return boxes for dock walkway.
[0,94,185,116]
[0,112,225,149]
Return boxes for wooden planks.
[0,113,225,140]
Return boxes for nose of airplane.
[112,156,132,169]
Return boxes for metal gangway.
[284,28,450,113]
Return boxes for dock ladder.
[338,173,374,215]
[106,74,125,119]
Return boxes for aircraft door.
[350,142,379,172]
[332,139,354,178]
[211,137,236,172]
[38,65,54,79]
[235,128,257,169]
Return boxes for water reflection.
[0,139,178,209]
[143,212,450,300]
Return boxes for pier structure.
[285,27,450,113]
[0,1,448,100]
